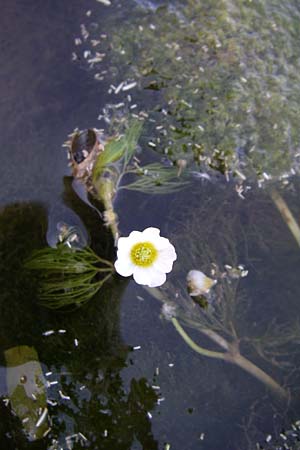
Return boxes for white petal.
[116,233,145,259]
[128,230,143,241]
[154,247,177,273]
[114,258,135,277]
[133,267,167,287]
[141,227,161,240]
[155,236,175,250]
[116,236,133,253]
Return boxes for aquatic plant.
[84,0,300,185]
[144,187,300,401]
[156,278,288,400]
[4,346,48,441]
[25,244,114,308]
[114,227,177,287]
[79,0,300,245]
[66,120,190,240]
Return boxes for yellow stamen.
[130,241,158,267]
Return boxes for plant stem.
[270,188,300,247]
[171,317,288,400]
[172,317,228,360]
[228,352,288,400]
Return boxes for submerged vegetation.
[146,186,300,401]
[81,0,300,188]
[76,0,300,246]
[25,244,114,308]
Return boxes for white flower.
[186,270,216,296]
[114,227,177,287]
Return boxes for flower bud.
[186,270,216,296]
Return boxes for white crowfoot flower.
[114,227,177,287]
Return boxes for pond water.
[1,0,300,449]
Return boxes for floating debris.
[59,390,71,401]
[35,407,48,428]
[42,330,55,336]
[122,81,137,91]
[96,0,111,5]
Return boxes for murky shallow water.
[1,0,300,449]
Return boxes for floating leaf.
[5,346,48,441]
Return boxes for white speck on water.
[59,390,71,400]
[96,0,111,5]
[133,346,141,350]
[58,329,67,334]
[36,407,48,428]
[45,371,53,377]
[122,81,137,91]
[114,82,124,94]
[47,399,58,406]
[78,432,88,442]
[43,330,55,336]
[74,338,79,347]
[43,428,51,438]
[147,412,152,419]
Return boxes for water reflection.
[0,190,158,448]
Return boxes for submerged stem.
[171,317,288,400]
[172,317,228,360]
[270,188,300,247]
[228,352,288,400]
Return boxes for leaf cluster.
[25,245,114,308]
[121,162,190,194]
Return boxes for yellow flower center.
[130,241,158,267]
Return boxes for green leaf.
[121,162,190,194]
[25,245,114,308]
[5,346,48,441]
[92,120,143,182]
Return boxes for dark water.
[1,1,300,449]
